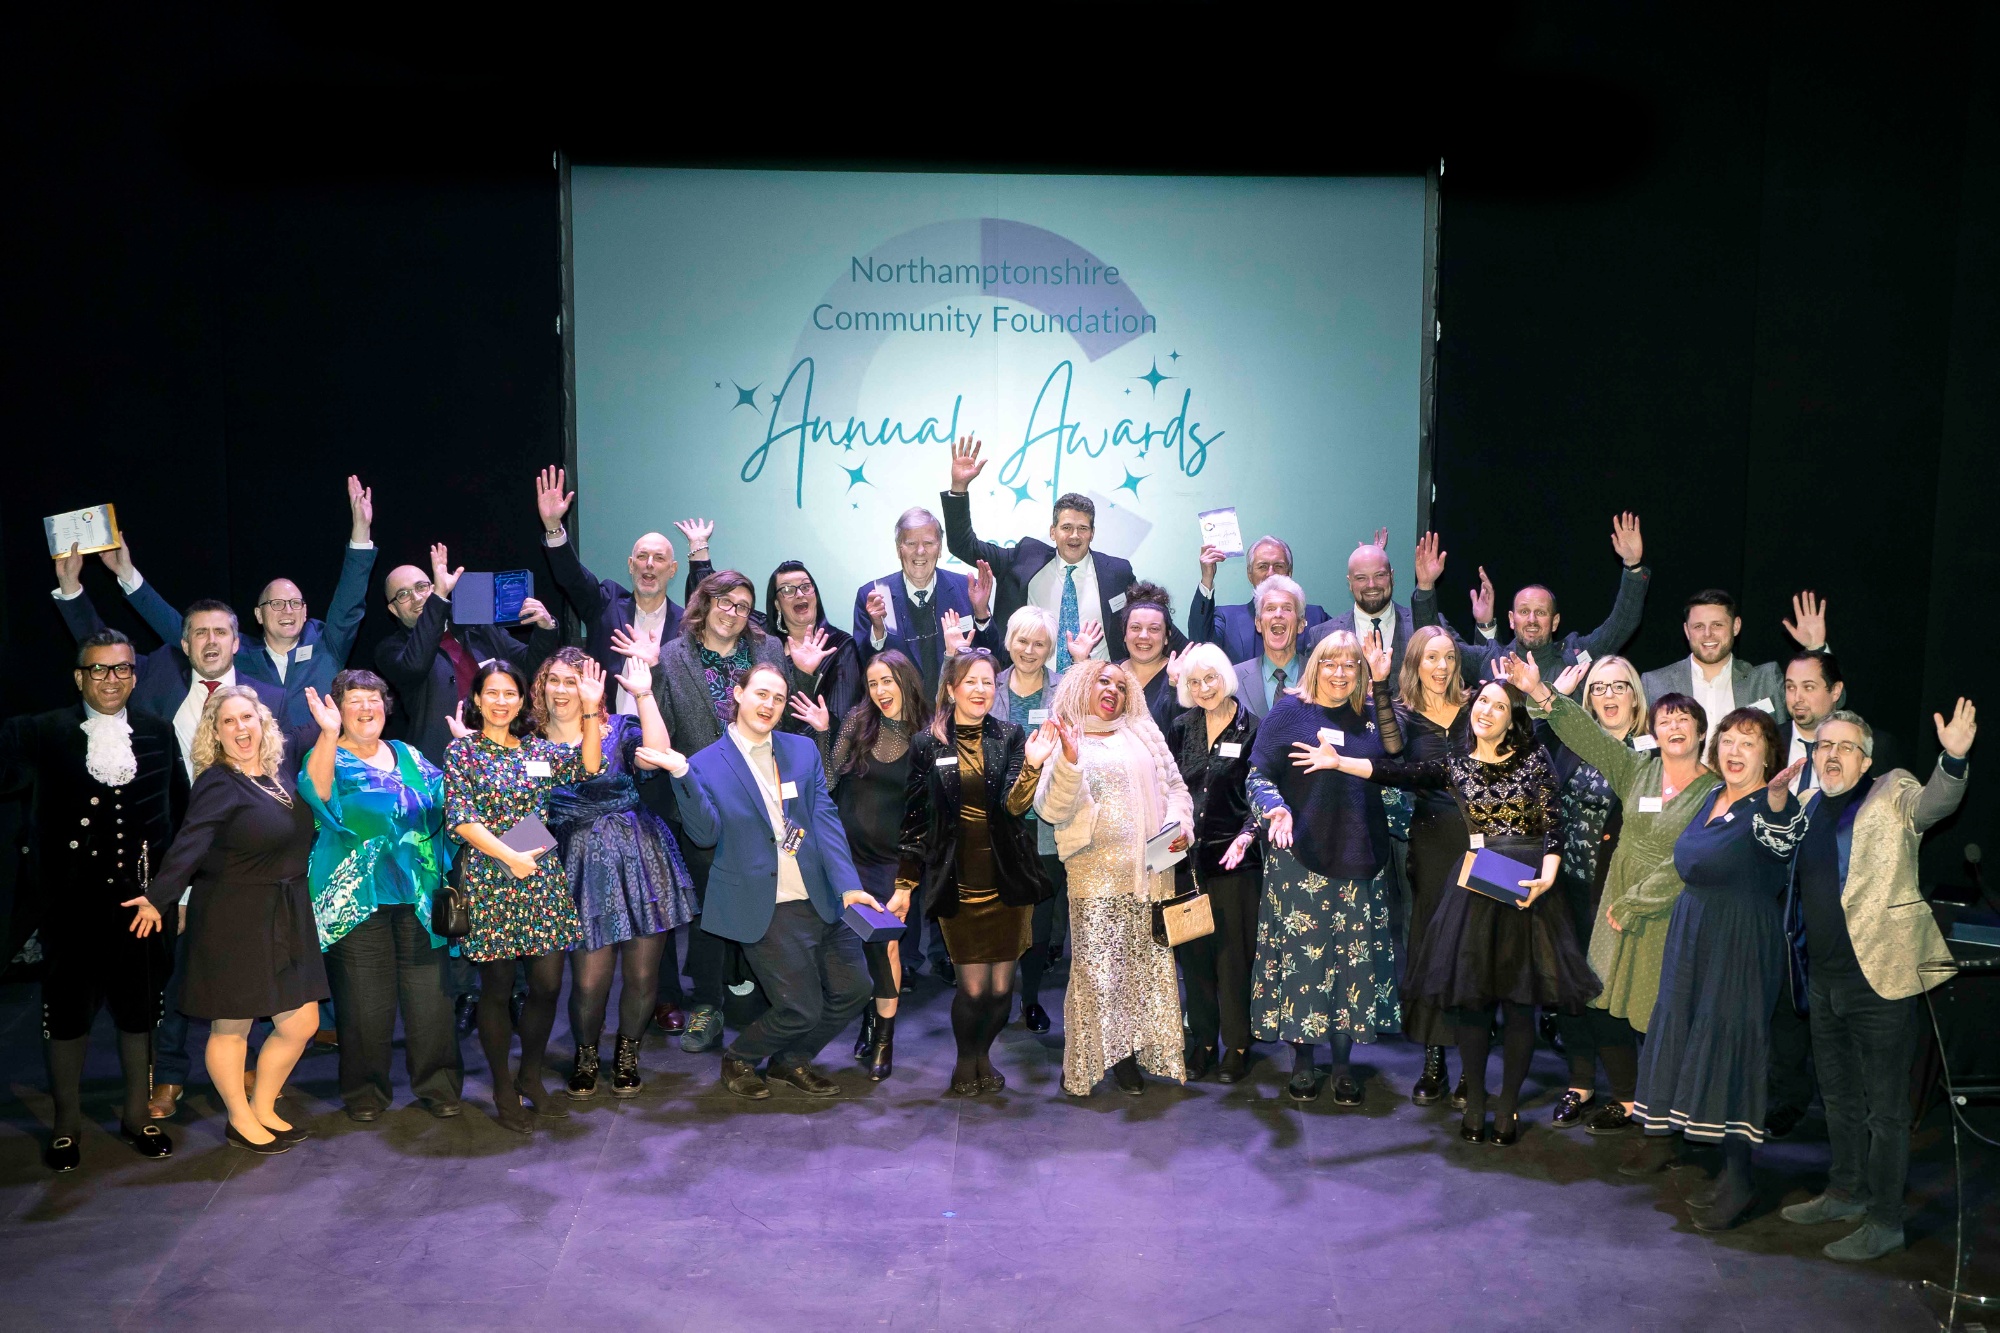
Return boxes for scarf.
[81,707,137,787]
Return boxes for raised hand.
[55,541,84,595]
[1362,629,1391,683]
[941,609,972,656]
[673,517,714,557]
[1413,532,1446,590]
[1494,652,1544,695]
[1290,738,1343,773]
[1783,590,1828,649]
[948,435,986,493]
[609,623,661,668]
[1065,619,1104,663]
[575,657,607,712]
[446,700,473,741]
[516,596,559,631]
[100,535,136,584]
[633,744,687,773]
[1611,511,1644,567]
[1767,757,1807,809]
[429,543,463,598]
[787,626,833,675]
[348,475,374,542]
[1024,721,1060,768]
[1164,647,1188,687]
[969,559,995,621]
[1265,806,1294,849]
[865,586,890,633]
[303,685,343,735]
[1471,565,1496,627]
[1551,661,1588,697]
[613,659,652,701]
[535,465,574,534]
[1054,718,1080,765]
[122,895,164,938]
[1198,542,1229,589]
[787,691,831,733]
[1219,829,1255,870]
[1936,697,1978,759]
[1364,526,1389,550]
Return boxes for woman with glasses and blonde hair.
[127,686,326,1155]
[1036,659,1193,1096]
[1246,631,1402,1105]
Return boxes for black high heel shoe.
[1489,1112,1520,1147]
[1458,1116,1488,1144]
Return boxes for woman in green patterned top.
[300,669,460,1122]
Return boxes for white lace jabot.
[81,708,137,787]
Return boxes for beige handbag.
[1152,886,1216,947]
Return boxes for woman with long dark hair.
[899,648,1053,1095]
[828,649,931,1079]
[764,559,862,759]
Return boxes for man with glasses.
[1778,703,1976,1261]
[941,436,1137,671]
[1641,589,1829,749]
[1190,534,1329,666]
[2,630,186,1172]
[1303,530,1448,683]
[852,504,995,696]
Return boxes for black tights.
[568,935,666,1048]
[950,960,1017,1082]
[46,1031,152,1137]
[1454,1002,1537,1130]
[478,953,565,1107]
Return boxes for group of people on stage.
[7,442,1977,1265]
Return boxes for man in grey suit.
[1232,575,1309,718]
[1640,589,1828,747]
[1303,531,1448,686]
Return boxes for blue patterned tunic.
[300,741,452,950]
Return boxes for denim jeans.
[1809,970,1920,1228]
[727,901,872,1068]
[324,904,464,1111]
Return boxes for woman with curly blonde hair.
[1035,660,1193,1096]
[129,686,326,1155]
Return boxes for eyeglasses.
[258,598,306,613]
[714,600,753,618]
[82,663,136,680]
[389,581,433,606]
[1588,681,1634,697]
[1818,740,1868,758]
[775,582,814,599]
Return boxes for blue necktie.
[1056,565,1080,672]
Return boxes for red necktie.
[201,679,221,698]
[439,629,477,705]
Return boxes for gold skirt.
[937,889,1033,964]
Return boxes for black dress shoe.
[1330,1074,1363,1107]
[225,1125,292,1155]
[1489,1114,1520,1147]
[1218,1048,1249,1084]
[1765,1103,1806,1140]
[721,1057,771,1100]
[1459,1118,1488,1144]
[121,1123,174,1159]
[1585,1101,1638,1136]
[1022,1002,1051,1034]
[767,1062,840,1098]
[1449,1074,1468,1111]
[936,959,957,987]
[346,1106,383,1123]
[454,993,479,1035]
[1112,1057,1145,1095]
[424,1100,463,1119]
[1285,1069,1321,1102]
[43,1135,81,1172]
[1551,1090,1591,1129]
[1186,1046,1215,1080]
[899,971,916,995]
[652,1003,687,1035]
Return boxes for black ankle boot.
[567,1044,600,1098]
[865,1013,896,1082]
[1412,1046,1447,1105]
[611,1035,643,1097]
[853,1008,877,1061]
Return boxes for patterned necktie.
[1056,565,1080,672]
[1271,666,1287,709]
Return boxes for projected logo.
[724,218,1225,547]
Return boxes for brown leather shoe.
[721,1056,771,1100]
[653,1004,687,1035]
[147,1083,183,1120]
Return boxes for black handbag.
[396,741,470,940]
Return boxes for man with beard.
[1190,535,1329,665]
[1778,703,1975,1261]
[1641,590,1828,752]
[1302,531,1446,685]
[1437,512,1652,697]
[1231,575,1309,718]
[2,630,185,1170]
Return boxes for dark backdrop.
[5,4,1993,907]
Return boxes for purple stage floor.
[0,970,1993,1331]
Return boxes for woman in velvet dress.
[899,648,1053,1095]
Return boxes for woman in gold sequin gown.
[1037,662,1194,1096]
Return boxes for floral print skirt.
[1251,847,1401,1043]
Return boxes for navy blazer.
[373,594,558,766]
[670,728,861,944]
[1188,588,1331,666]
[542,531,715,679]
[232,545,376,730]
[848,568,998,693]
[939,489,1137,667]
[54,586,288,734]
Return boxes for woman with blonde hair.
[128,686,326,1154]
[995,604,1065,1030]
[1036,660,1193,1096]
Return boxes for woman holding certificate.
[1297,664,1595,1144]
[445,658,603,1133]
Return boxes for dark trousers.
[655,828,728,1011]
[155,927,194,1085]
[1768,991,1817,1112]
[1809,970,1920,1229]
[1175,868,1260,1053]
[728,901,872,1068]
[1019,853,1070,1004]
[324,905,464,1112]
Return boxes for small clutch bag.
[1152,887,1215,948]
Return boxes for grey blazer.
[1232,658,1274,718]
[1638,656,1784,718]
[652,633,787,757]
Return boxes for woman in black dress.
[128,687,325,1155]
[829,649,930,1080]
[899,648,1054,1095]
[1388,625,1468,1104]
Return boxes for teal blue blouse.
[299,740,453,949]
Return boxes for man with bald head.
[1189,533,1329,665]
[1301,530,1449,684]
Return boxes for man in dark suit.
[1190,534,1329,665]
[373,544,560,766]
[656,662,879,1100]
[1,630,186,1171]
[941,436,1137,672]
[1303,531,1448,685]
[853,505,998,696]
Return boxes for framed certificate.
[45,504,122,558]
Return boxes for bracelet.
[581,711,604,720]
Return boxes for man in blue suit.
[1302,532,1451,687]
[656,662,881,1101]
[1188,534,1330,665]
[852,504,996,697]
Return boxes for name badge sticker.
[1107,592,1127,613]
[1317,728,1346,747]
[935,755,958,768]
[294,644,313,662]
[1633,735,1659,752]
[1637,796,1664,813]
[779,781,798,799]
[1468,833,1486,849]
[1028,709,1050,725]
[524,759,552,778]
[1218,742,1243,759]
[1751,697,1775,714]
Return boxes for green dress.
[1535,693,1720,1033]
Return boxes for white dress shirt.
[1786,724,1823,795]
[1027,554,1108,660]
[729,725,810,904]
[619,598,672,716]
[1352,602,1397,654]
[871,569,938,650]
[174,666,237,777]
[1687,654,1739,738]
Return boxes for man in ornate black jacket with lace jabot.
[1,628,186,1172]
